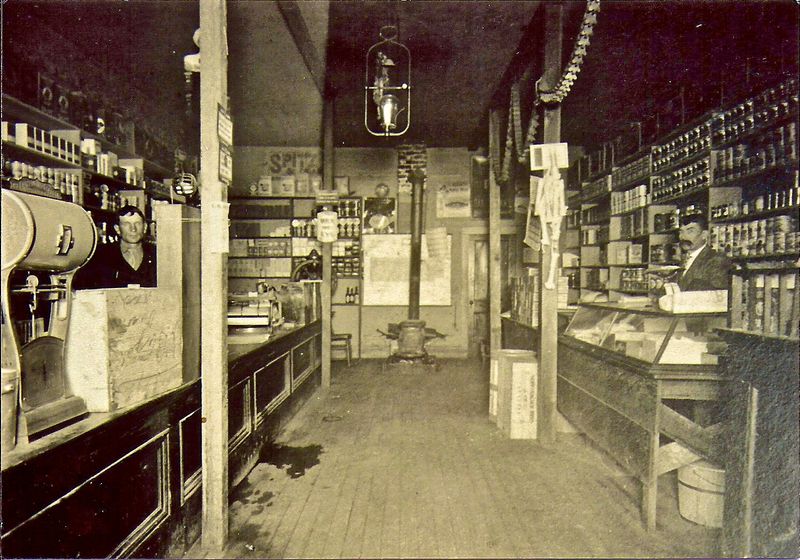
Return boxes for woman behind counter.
[74,205,157,289]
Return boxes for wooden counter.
[558,306,726,531]
[716,328,799,557]
[1,320,321,558]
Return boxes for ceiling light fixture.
[365,25,411,136]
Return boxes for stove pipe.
[407,169,426,320]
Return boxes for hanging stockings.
[535,150,567,290]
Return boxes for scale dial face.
[20,336,66,409]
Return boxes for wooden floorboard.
[213,358,720,559]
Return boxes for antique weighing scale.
[2,189,97,448]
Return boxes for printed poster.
[436,179,471,218]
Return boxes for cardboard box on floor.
[495,350,537,440]
[490,350,580,437]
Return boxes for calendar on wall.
[361,234,451,306]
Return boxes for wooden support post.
[537,2,563,446]
[321,96,334,388]
[488,110,502,356]
[199,0,229,551]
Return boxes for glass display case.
[563,303,727,365]
[559,302,729,531]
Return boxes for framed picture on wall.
[363,197,396,234]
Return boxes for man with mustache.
[676,212,731,292]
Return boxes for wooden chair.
[331,332,352,366]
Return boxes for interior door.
[467,235,489,358]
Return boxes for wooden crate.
[496,349,538,440]
[65,287,183,411]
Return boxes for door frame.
[460,224,518,357]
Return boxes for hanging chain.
[511,80,542,165]
[489,110,503,183]
[511,83,524,160]
[537,0,601,105]
[491,0,600,182]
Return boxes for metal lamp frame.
[364,25,411,137]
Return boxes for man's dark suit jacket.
[678,245,732,291]
[73,242,157,289]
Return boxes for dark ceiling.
[3,1,798,154]
[325,0,542,149]
[324,0,799,150]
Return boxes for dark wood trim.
[277,0,326,95]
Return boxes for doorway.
[467,235,489,359]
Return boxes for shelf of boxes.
[228,197,365,293]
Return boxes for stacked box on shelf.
[251,175,322,197]
[556,275,570,308]
[12,123,81,165]
[244,239,291,257]
[228,257,292,278]
[612,152,651,189]
[230,220,291,238]
[583,268,607,291]
[332,239,361,278]
[710,215,798,259]
[730,268,799,338]
[581,204,610,226]
[231,203,289,219]
[510,269,540,327]
[566,207,581,229]
[620,208,648,239]
[611,184,650,215]
[292,237,321,256]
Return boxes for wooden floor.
[209,358,719,558]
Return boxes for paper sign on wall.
[217,104,233,147]
[219,145,233,184]
[436,180,471,218]
[209,202,230,254]
[530,142,569,171]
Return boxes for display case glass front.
[564,303,727,365]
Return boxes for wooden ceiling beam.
[277,0,326,96]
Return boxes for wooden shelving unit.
[228,196,364,358]
[567,75,798,301]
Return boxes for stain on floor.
[258,441,323,479]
